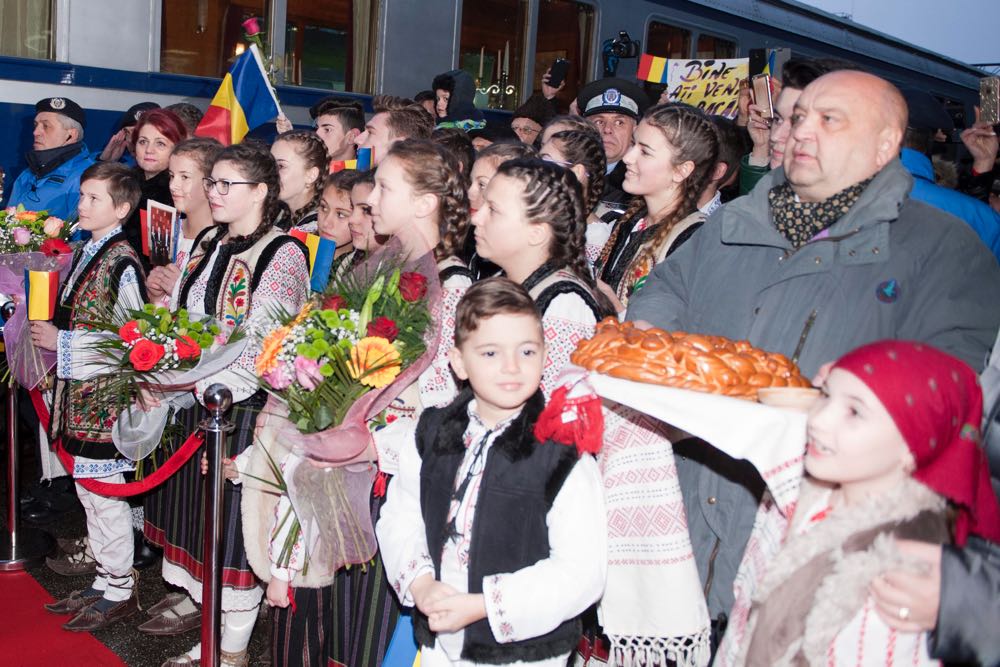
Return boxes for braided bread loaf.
[571,318,812,399]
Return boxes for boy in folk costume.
[376,278,607,666]
[29,162,147,631]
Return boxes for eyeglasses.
[202,177,259,195]
[511,124,541,136]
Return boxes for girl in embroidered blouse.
[470,157,615,396]
[271,130,329,232]
[146,142,310,667]
[145,137,222,306]
[723,341,1000,667]
[593,104,719,313]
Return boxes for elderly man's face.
[589,113,636,164]
[33,112,77,151]
[783,72,902,203]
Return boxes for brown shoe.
[46,548,97,577]
[138,606,201,636]
[56,536,88,555]
[44,589,101,615]
[62,594,139,632]
[160,655,200,667]
[146,591,190,617]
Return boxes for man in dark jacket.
[626,70,1000,641]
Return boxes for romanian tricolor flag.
[289,229,337,292]
[637,53,669,84]
[330,147,373,173]
[195,44,281,146]
[24,269,59,321]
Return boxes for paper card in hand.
[24,269,59,320]
[290,228,337,292]
[146,200,179,267]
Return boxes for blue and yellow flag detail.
[24,269,59,321]
[290,229,337,292]
[195,44,281,145]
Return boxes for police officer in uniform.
[8,97,95,220]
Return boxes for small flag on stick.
[637,53,669,84]
[24,269,59,320]
[289,229,337,292]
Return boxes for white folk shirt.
[377,400,607,667]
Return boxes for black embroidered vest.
[50,234,146,458]
[413,389,583,664]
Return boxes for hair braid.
[496,158,616,316]
[273,130,330,224]
[385,138,471,262]
[547,128,606,213]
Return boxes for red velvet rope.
[29,388,204,497]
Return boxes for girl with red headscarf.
[730,340,1000,666]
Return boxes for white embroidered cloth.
[580,371,807,667]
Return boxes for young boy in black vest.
[377,277,607,666]
[30,161,147,632]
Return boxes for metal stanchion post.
[199,383,234,667]
[0,300,54,571]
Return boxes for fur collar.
[744,477,945,666]
[432,387,547,461]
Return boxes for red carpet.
[0,571,127,667]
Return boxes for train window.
[533,0,595,109]
[459,0,530,111]
[160,0,376,92]
[696,33,737,59]
[646,21,691,60]
[0,0,54,60]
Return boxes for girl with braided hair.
[271,129,329,231]
[594,103,719,312]
[472,157,616,395]
[147,141,310,667]
[539,127,610,268]
[295,138,474,667]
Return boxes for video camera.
[602,31,640,77]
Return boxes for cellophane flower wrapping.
[80,304,247,464]
[243,242,442,579]
[0,251,73,389]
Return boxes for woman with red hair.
[125,107,188,267]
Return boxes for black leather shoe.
[133,530,162,570]
[23,492,81,524]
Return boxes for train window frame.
[157,0,378,94]
[693,30,740,60]
[530,0,599,110]
[643,15,696,60]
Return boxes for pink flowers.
[12,227,30,245]
[43,217,64,238]
[242,17,262,36]
[263,363,293,390]
[294,356,324,390]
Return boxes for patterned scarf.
[769,178,873,248]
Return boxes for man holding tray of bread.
[626,69,1000,649]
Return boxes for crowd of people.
[5,52,1000,667]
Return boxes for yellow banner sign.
[666,58,749,118]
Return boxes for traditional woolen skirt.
[144,392,267,609]
[327,490,401,667]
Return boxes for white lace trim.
[609,629,712,667]
[161,559,263,612]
